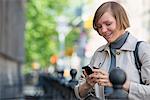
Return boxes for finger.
[100,81,112,87]
[93,69,108,75]
[99,74,109,79]
[83,70,88,77]
[99,69,108,75]
[86,77,97,86]
[91,72,108,80]
[88,74,98,82]
[89,72,101,80]
[98,79,109,83]
[96,76,108,83]
[98,80,112,87]
[89,72,109,84]
[99,82,108,86]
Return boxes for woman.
[74,1,150,100]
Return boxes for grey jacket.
[74,34,150,100]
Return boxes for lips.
[104,32,112,40]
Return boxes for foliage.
[25,0,80,71]
[25,0,69,69]
[65,28,80,47]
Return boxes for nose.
[101,26,107,33]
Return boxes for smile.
[104,33,112,39]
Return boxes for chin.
[107,39,113,43]
[106,36,114,43]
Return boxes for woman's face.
[96,12,124,43]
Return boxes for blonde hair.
[93,1,130,31]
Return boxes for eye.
[106,23,112,26]
[96,25,102,29]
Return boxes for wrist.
[123,81,130,92]
[79,82,92,97]
[85,80,93,89]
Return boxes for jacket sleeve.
[129,82,150,99]
[128,42,150,100]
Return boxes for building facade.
[0,0,25,99]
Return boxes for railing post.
[68,69,78,87]
[106,67,128,100]
[68,69,78,100]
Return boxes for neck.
[110,31,129,49]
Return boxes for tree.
[25,0,69,70]
[25,0,81,72]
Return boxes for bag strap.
[133,41,144,84]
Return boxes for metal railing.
[24,68,128,100]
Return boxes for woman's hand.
[92,68,112,87]
[123,80,131,92]
[83,68,112,87]
[78,70,98,97]
[79,68,113,97]
[83,70,97,87]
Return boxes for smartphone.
[82,65,93,75]
[93,66,99,69]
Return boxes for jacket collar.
[97,33,138,52]
[120,33,138,51]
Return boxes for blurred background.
[0,0,150,99]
